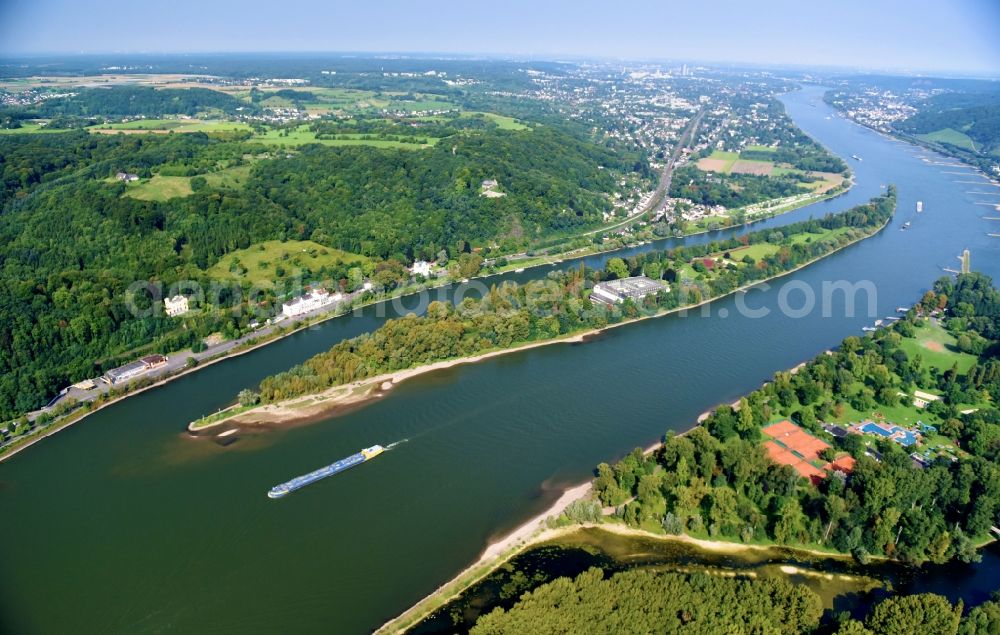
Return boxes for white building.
[163,295,189,317]
[591,276,667,306]
[410,260,433,277]
[281,289,335,318]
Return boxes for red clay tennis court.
[762,420,832,482]
[762,420,831,462]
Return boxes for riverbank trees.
[0,118,642,419]
[247,192,895,406]
[591,271,1000,565]
[471,567,991,634]
[471,568,823,635]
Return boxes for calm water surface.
[1,86,999,634]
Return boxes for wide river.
[2,86,1000,634]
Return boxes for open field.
[730,159,774,176]
[121,175,194,201]
[835,399,935,429]
[89,118,252,134]
[0,74,218,90]
[917,127,977,152]
[787,226,853,245]
[769,167,845,193]
[203,165,253,189]
[899,319,978,373]
[696,150,739,172]
[247,125,436,148]
[0,122,70,134]
[723,243,781,261]
[687,225,860,281]
[695,149,843,195]
[467,111,528,130]
[204,239,369,287]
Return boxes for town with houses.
[0,63,857,455]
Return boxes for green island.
[388,271,1000,635]
[0,72,857,447]
[195,190,895,430]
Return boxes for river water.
[1,86,999,634]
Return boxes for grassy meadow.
[917,127,977,152]
[204,240,369,287]
[121,175,194,201]
[898,319,978,373]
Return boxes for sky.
[1,0,999,74]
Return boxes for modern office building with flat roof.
[590,276,667,305]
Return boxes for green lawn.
[203,165,253,189]
[899,320,978,373]
[89,119,252,133]
[205,239,369,287]
[121,175,194,201]
[698,150,739,173]
[787,226,853,245]
[466,111,529,131]
[744,144,777,153]
[387,98,455,112]
[247,125,436,149]
[917,128,977,152]
[690,214,733,231]
[0,122,73,134]
[710,150,739,161]
[835,399,935,429]
[724,243,779,261]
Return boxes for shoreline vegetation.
[0,172,855,461]
[376,470,858,634]
[377,416,878,635]
[380,269,1000,634]
[195,189,895,432]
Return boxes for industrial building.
[102,354,168,385]
[590,276,666,305]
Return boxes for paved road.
[3,113,710,443]
[9,288,369,436]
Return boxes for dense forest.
[471,568,823,634]
[592,273,1000,565]
[8,86,255,121]
[896,92,1000,151]
[471,566,998,634]
[250,125,644,259]
[0,121,643,419]
[243,191,894,406]
[894,92,1000,172]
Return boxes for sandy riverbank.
[375,474,858,634]
[188,332,590,431]
[374,481,595,634]
[3,169,860,457]
[197,211,891,435]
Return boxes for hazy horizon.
[1,0,998,75]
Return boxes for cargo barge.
[268,445,384,499]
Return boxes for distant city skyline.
[1,0,999,75]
